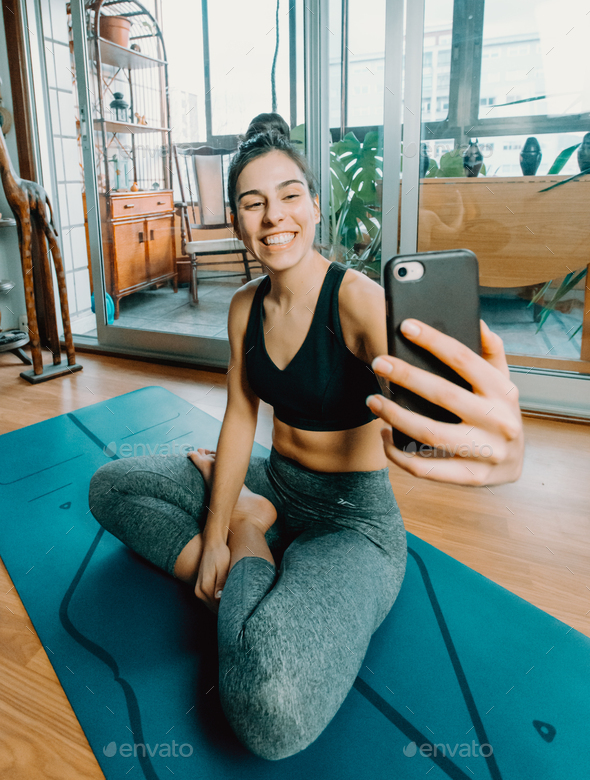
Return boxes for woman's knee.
[221,677,317,761]
[88,459,122,509]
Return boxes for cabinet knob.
[124,204,135,209]
[150,230,155,241]
[138,231,144,243]
[157,201,165,205]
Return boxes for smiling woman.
[88,114,523,762]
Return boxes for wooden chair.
[173,144,257,304]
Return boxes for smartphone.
[383,249,482,455]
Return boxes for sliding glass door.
[63,0,589,414]
[405,0,590,414]
[68,0,307,366]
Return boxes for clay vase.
[419,143,430,178]
[100,15,131,48]
[520,137,542,176]
[577,132,590,173]
[463,140,483,177]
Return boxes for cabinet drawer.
[111,191,173,219]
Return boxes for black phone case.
[383,249,482,453]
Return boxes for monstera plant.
[290,124,383,276]
[329,130,383,276]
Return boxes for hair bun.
[244,112,290,142]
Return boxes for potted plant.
[100,15,132,48]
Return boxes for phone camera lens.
[398,266,407,277]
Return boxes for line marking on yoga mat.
[28,482,72,502]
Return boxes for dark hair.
[227,114,318,222]
[244,112,290,140]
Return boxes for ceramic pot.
[577,132,590,173]
[100,15,131,48]
[520,137,542,175]
[420,143,430,178]
[463,140,483,177]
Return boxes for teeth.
[264,232,295,245]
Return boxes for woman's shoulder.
[337,265,385,318]
[227,275,268,338]
[336,265,386,358]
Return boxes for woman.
[89,119,523,762]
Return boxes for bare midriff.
[271,414,389,473]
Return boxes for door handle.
[150,230,155,241]
[124,204,135,209]
[138,231,144,243]
[157,201,165,205]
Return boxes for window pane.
[422,0,454,123]
[417,0,589,365]
[479,0,590,120]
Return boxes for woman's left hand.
[366,318,524,486]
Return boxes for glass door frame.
[394,0,590,417]
[70,0,589,416]
[69,0,327,369]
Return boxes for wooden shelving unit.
[83,0,176,318]
[93,118,170,135]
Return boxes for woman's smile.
[260,231,297,249]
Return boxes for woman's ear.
[230,212,242,240]
[313,193,320,225]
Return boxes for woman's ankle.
[173,533,203,585]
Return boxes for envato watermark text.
[103,441,194,458]
[402,441,494,458]
[103,740,193,758]
[403,740,493,758]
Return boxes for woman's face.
[232,150,320,269]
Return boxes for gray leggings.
[88,444,407,761]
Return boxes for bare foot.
[187,448,277,537]
[178,447,278,590]
[187,447,216,489]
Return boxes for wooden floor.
[1,347,589,779]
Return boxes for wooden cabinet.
[84,3,175,321]
[105,191,177,318]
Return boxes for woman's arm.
[339,271,524,487]
[191,283,261,609]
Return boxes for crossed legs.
[173,449,278,589]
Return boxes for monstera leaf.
[331,131,383,205]
[330,148,350,215]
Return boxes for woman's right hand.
[194,526,231,614]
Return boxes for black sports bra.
[244,260,382,431]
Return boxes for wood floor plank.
[0,346,588,779]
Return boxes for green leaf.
[538,166,590,192]
[438,149,465,177]
[526,280,552,306]
[329,152,349,215]
[425,159,439,177]
[568,323,582,341]
[331,131,361,159]
[542,269,587,310]
[492,95,547,108]
[547,144,580,175]
[532,268,587,332]
[290,123,306,147]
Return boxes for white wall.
[38,0,95,335]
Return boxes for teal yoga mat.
[1,386,588,779]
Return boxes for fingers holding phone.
[369,250,524,487]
